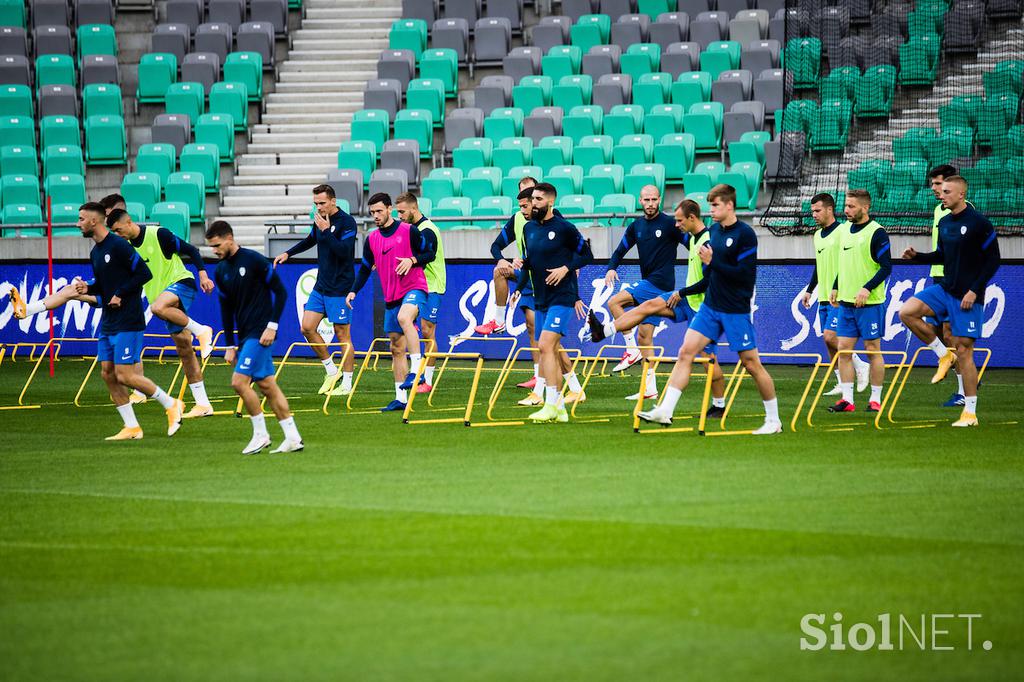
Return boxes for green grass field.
[1,351,1022,681]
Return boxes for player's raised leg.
[8,280,97,319]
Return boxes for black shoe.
[827,399,855,413]
[705,405,726,418]
[587,310,606,342]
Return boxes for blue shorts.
[512,269,534,310]
[534,304,574,337]
[817,302,840,334]
[689,305,757,352]
[924,276,949,326]
[662,296,718,354]
[913,284,983,339]
[419,291,443,324]
[836,304,884,340]
[304,289,351,325]
[161,279,197,334]
[235,337,276,380]
[97,330,145,365]
[384,289,427,334]
[627,279,672,326]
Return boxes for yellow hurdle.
[632,356,713,435]
[570,343,665,419]
[230,340,352,415]
[884,346,992,428]
[402,351,486,426]
[323,337,436,414]
[714,352,824,434]
[13,337,97,409]
[487,346,582,426]
[804,349,909,430]
[428,335,515,408]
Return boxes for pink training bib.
[367,221,428,303]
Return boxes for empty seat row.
[0,23,117,62]
[1,82,122,119]
[137,51,263,107]
[151,20,276,68]
[5,0,115,29]
[0,53,119,90]
[401,0,525,31]
[150,112,236,161]
[165,0,288,36]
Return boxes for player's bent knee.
[230,374,250,392]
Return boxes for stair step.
[222,196,316,208]
[261,112,360,124]
[233,174,331,186]
[238,162,333,175]
[274,81,367,93]
[305,7,402,18]
[264,101,363,113]
[247,142,343,154]
[278,70,376,82]
[280,59,378,72]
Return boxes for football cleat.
[474,319,505,335]
[612,349,643,372]
[329,383,352,397]
[517,392,543,406]
[752,419,783,435]
[952,411,978,427]
[638,405,673,425]
[855,363,870,393]
[554,406,569,423]
[195,324,214,360]
[271,438,304,453]
[398,372,425,391]
[166,399,184,436]
[931,350,957,384]
[516,376,537,389]
[942,392,965,408]
[318,372,342,395]
[827,399,855,413]
[625,391,659,401]
[528,404,559,423]
[416,383,432,394]
[866,401,882,413]
[380,399,407,413]
[184,404,215,419]
[242,434,271,455]
[128,390,148,404]
[105,426,143,441]
[824,384,843,396]
[9,287,27,319]
[564,390,586,405]
[705,405,726,419]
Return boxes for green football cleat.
[529,404,559,423]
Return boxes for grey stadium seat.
[717,0,751,17]
[473,76,511,115]
[712,70,753,112]
[377,50,416,91]
[381,139,421,186]
[530,17,570,53]
[599,0,631,19]
[34,25,73,58]
[819,6,849,56]
[363,79,403,121]
[195,23,234,63]
[431,18,469,63]
[39,84,78,117]
[593,73,631,111]
[649,13,689,51]
[368,169,409,202]
[444,107,484,152]
[165,0,203,32]
[249,0,289,37]
[724,100,765,144]
[612,15,650,50]
[729,10,768,46]
[742,39,779,73]
[678,0,711,14]
[76,0,116,27]
[0,26,28,57]
[765,131,804,183]
[944,2,985,53]
[443,0,481,27]
[502,46,541,84]
[486,0,523,32]
[756,0,785,17]
[690,13,724,50]
[30,0,70,29]
[152,113,192,152]
[661,42,701,79]
[524,106,563,144]
[81,54,120,87]
[237,22,275,69]
[209,0,245,28]
[152,24,191,65]
[182,52,221,91]
[0,55,31,87]
[581,44,621,80]
[753,69,785,117]
[325,168,364,215]
[561,0,596,23]
[474,18,511,64]
[402,0,436,25]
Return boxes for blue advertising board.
[2,261,1021,366]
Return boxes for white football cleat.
[638,404,673,425]
[752,419,783,435]
[195,324,214,360]
[242,434,271,455]
[855,363,870,393]
[612,348,643,372]
[626,391,658,401]
[824,383,843,396]
[271,438,304,453]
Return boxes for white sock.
[251,412,268,438]
[852,354,869,372]
[500,303,513,328]
[623,329,637,349]
[484,301,497,325]
[646,368,657,394]
[188,381,210,407]
[409,353,422,374]
[532,363,540,379]
[956,372,964,395]
[341,371,353,388]
[927,336,948,361]
[322,358,338,376]
[544,385,559,406]
[116,403,139,428]
[535,376,546,395]
[424,365,435,384]
[870,385,882,403]
[149,387,175,409]
[833,368,842,384]
[25,300,47,316]
[661,386,682,414]
[841,382,854,404]
[394,382,407,402]
[563,371,582,393]
[185,319,204,335]
[712,397,725,408]
[603,319,616,337]
[763,398,779,422]
[278,416,301,442]
[965,395,977,412]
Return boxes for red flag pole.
[47,195,55,377]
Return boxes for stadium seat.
[624,162,665,196]
[475,195,514,218]
[180,143,221,193]
[671,71,712,109]
[461,167,503,205]
[484,107,525,143]
[194,114,234,162]
[1,204,44,230]
[541,45,583,81]
[452,137,494,173]
[0,115,34,147]
[524,106,564,144]
[337,140,377,189]
[682,161,725,194]
[444,107,484,154]
[783,37,821,89]
[0,55,31,87]
[809,99,853,152]
[513,75,553,112]
[582,43,622,80]
[592,73,631,111]
[420,48,459,98]
[81,54,120,88]
[324,168,363,215]
[166,82,206,123]
[208,81,248,130]
[151,113,191,153]
[571,15,612,53]
[572,135,612,168]
[546,164,584,196]
[121,172,163,217]
[0,0,26,27]
[394,108,434,157]
[44,173,86,205]
[41,144,83,179]
[562,104,603,143]
[701,41,742,80]
[634,72,672,112]
[534,135,575,174]
[50,202,80,227]
[166,0,202,31]
[613,133,654,167]
[82,84,123,119]
[552,74,593,109]
[655,132,696,182]
[40,115,80,149]
[2,145,39,177]
[34,25,73,59]
[165,172,205,221]
[557,193,595,216]
[136,53,178,106]
[433,196,472,229]
[603,104,644,141]
[152,23,190,64]
[0,85,33,118]
[84,114,126,165]
[134,143,177,184]
[503,46,542,84]
[473,17,512,64]
[181,52,220,92]
[582,163,625,197]
[195,22,234,63]
[474,75,513,116]
[661,41,701,79]
[380,139,420,186]
[407,79,446,127]
[378,49,416,91]
[421,167,463,205]
[35,54,76,91]
[712,70,753,113]
[351,109,391,152]
[493,136,534,174]
[1,174,40,208]
[237,21,275,69]
[683,102,724,153]
[77,24,117,62]
[719,162,762,210]
[149,201,191,240]
[621,43,661,82]
[532,16,571,54]
[596,192,636,221]
[855,66,896,119]
[390,19,428,59]
[644,104,684,141]
[500,165,542,196]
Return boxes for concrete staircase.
[219,0,402,248]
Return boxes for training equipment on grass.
[885,346,992,428]
[231,340,353,415]
[631,356,715,435]
[720,352,824,434]
[805,349,909,431]
[571,343,665,421]
[488,345,583,426]
[402,351,487,426]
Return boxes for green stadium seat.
[194,114,234,163]
[461,167,503,205]
[924,127,973,166]
[422,167,464,205]
[40,115,80,149]
[123,201,146,222]
[783,37,821,89]
[552,74,593,109]
[700,41,741,80]
[882,160,926,194]
[603,104,644,142]
[682,161,726,194]
[978,94,1019,145]
[985,60,1024,98]
[908,6,945,37]
[36,54,76,91]
[595,192,636,225]
[975,157,1011,189]
[682,102,724,153]
[621,44,661,82]
[780,99,817,135]
[484,107,525,143]
[134,143,176,185]
[541,45,582,81]
[165,172,205,221]
[166,82,205,123]
[809,99,852,152]
[847,163,880,198]
[939,95,983,132]
[582,164,625,197]
[406,79,445,127]
[1,115,34,147]
[534,135,574,174]
[493,136,534,174]
[337,140,377,188]
[136,53,177,105]
[42,144,84,177]
[434,196,472,229]
[726,143,758,168]
[419,49,459,97]
[44,173,86,205]
[0,85,32,117]
[855,66,896,119]
[1,175,40,208]
[351,109,390,150]
[513,75,553,112]
[51,202,80,227]
[1,204,43,230]
[612,134,654,167]
[77,24,117,61]
[393,108,434,157]
[633,72,671,112]
[209,81,248,130]
[476,195,514,215]
[572,135,612,168]
[655,132,696,182]
[643,104,684,140]
[625,162,665,197]
[971,189,1002,213]
[149,202,191,240]
[638,0,672,18]
[500,165,542,196]
[0,0,26,27]
[471,199,511,229]
[389,19,428,60]
[546,164,584,196]
[671,71,712,109]
[224,52,263,101]
[898,38,939,86]
[180,143,221,193]
[452,137,493,173]
[1,145,38,177]
[83,83,123,118]
[720,162,762,210]
[570,14,611,53]
[120,172,163,216]
[84,114,126,165]
[562,105,603,143]
[688,192,710,214]
[557,194,594,216]
[820,68,858,103]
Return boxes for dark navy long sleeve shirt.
[284,209,358,297]
[517,213,594,309]
[215,247,287,346]
[678,220,758,314]
[605,212,681,291]
[912,205,1000,302]
[86,231,152,333]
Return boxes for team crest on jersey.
[104,254,110,263]
[961,225,967,235]
[655,229,662,238]
[548,231,555,240]
[726,238,734,247]
[239,267,246,277]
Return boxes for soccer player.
[586,199,727,415]
[924,164,969,407]
[826,189,891,414]
[900,176,1000,427]
[395,191,445,394]
[78,202,184,440]
[516,182,594,423]
[799,193,869,396]
[347,192,436,412]
[272,184,358,396]
[638,184,781,435]
[206,220,303,454]
[106,209,215,418]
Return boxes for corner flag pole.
[46,195,55,377]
